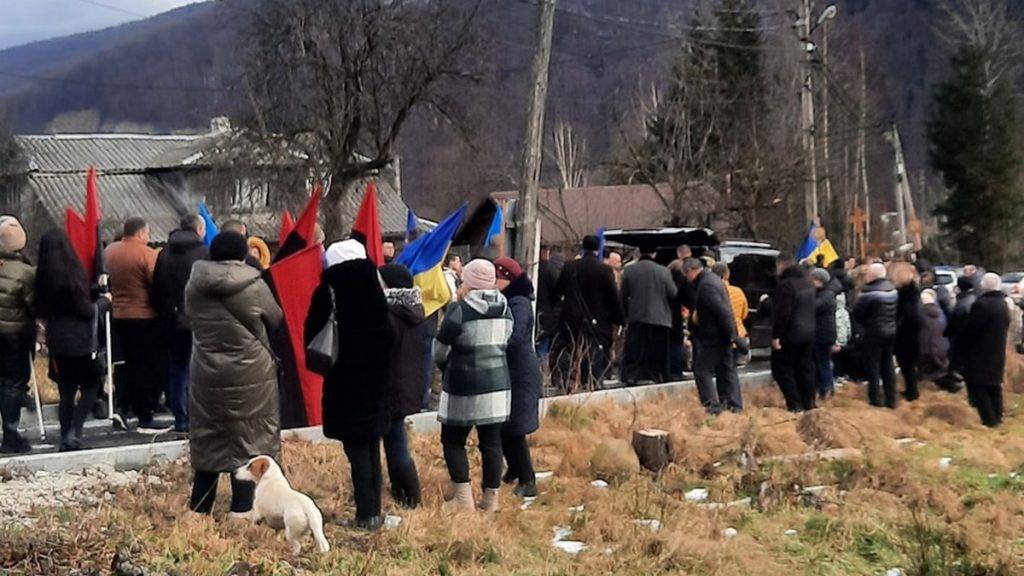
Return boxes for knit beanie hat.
[810,268,831,285]
[210,231,249,262]
[380,263,414,289]
[462,258,496,291]
[493,256,523,282]
[582,235,600,252]
[325,239,367,267]
[0,216,27,253]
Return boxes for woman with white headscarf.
[305,239,394,530]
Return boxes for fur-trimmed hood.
[386,287,426,325]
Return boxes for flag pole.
[29,355,45,440]
[105,310,114,420]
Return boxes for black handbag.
[306,285,338,376]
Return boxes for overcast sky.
[0,0,199,50]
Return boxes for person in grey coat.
[684,258,742,413]
[495,257,542,499]
[620,250,677,385]
[434,259,514,512]
[185,232,283,516]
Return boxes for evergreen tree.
[928,44,1023,267]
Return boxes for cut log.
[632,428,673,473]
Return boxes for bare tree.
[238,0,483,236]
[937,0,1022,92]
[549,121,588,190]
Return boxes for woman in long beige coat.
[185,231,283,516]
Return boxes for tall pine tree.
[928,44,1023,267]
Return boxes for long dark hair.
[34,228,91,320]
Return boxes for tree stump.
[632,429,673,473]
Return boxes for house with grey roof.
[3,118,417,245]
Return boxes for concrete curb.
[3,370,773,474]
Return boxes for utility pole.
[820,19,833,213]
[800,0,819,225]
[515,0,556,270]
[858,49,871,243]
[887,122,921,251]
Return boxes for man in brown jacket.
[104,217,162,430]
[0,216,34,453]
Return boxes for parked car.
[1000,272,1024,296]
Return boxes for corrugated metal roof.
[335,178,409,237]
[30,173,183,240]
[17,134,208,173]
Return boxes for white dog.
[235,455,330,554]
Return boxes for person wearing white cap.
[0,216,34,453]
[959,273,1010,427]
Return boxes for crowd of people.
[0,213,1021,529]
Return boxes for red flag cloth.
[279,210,295,244]
[65,167,101,281]
[294,184,322,244]
[268,243,325,426]
[353,181,384,266]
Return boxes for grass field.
[2,378,1023,575]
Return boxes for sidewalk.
[1,368,773,474]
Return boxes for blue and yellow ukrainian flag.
[396,203,468,316]
[797,222,839,267]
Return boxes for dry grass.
[3,381,1024,575]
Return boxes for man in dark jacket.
[853,262,899,408]
[770,263,817,412]
[620,249,677,385]
[811,268,838,399]
[551,235,624,391]
[960,273,1011,427]
[536,246,565,360]
[152,214,208,432]
[685,258,742,413]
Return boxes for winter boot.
[0,385,30,454]
[443,482,475,512]
[478,487,501,513]
[513,482,538,498]
[389,464,422,509]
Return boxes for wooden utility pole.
[821,20,833,212]
[515,0,557,270]
[800,0,819,225]
[858,49,871,243]
[887,122,921,251]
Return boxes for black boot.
[388,463,422,509]
[0,381,30,454]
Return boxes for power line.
[72,0,148,18]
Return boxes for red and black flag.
[65,166,104,282]
[265,185,325,428]
[352,180,384,267]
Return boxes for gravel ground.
[0,465,165,527]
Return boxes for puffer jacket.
[435,289,514,427]
[306,259,394,443]
[853,278,898,340]
[814,287,837,345]
[386,286,430,420]
[690,269,737,346]
[0,250,34,334]
[185,260,283,472]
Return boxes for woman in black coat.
[379,264,427,509]
[305,240,394,530]
[494,257,542,498]
[34,229,110,452]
